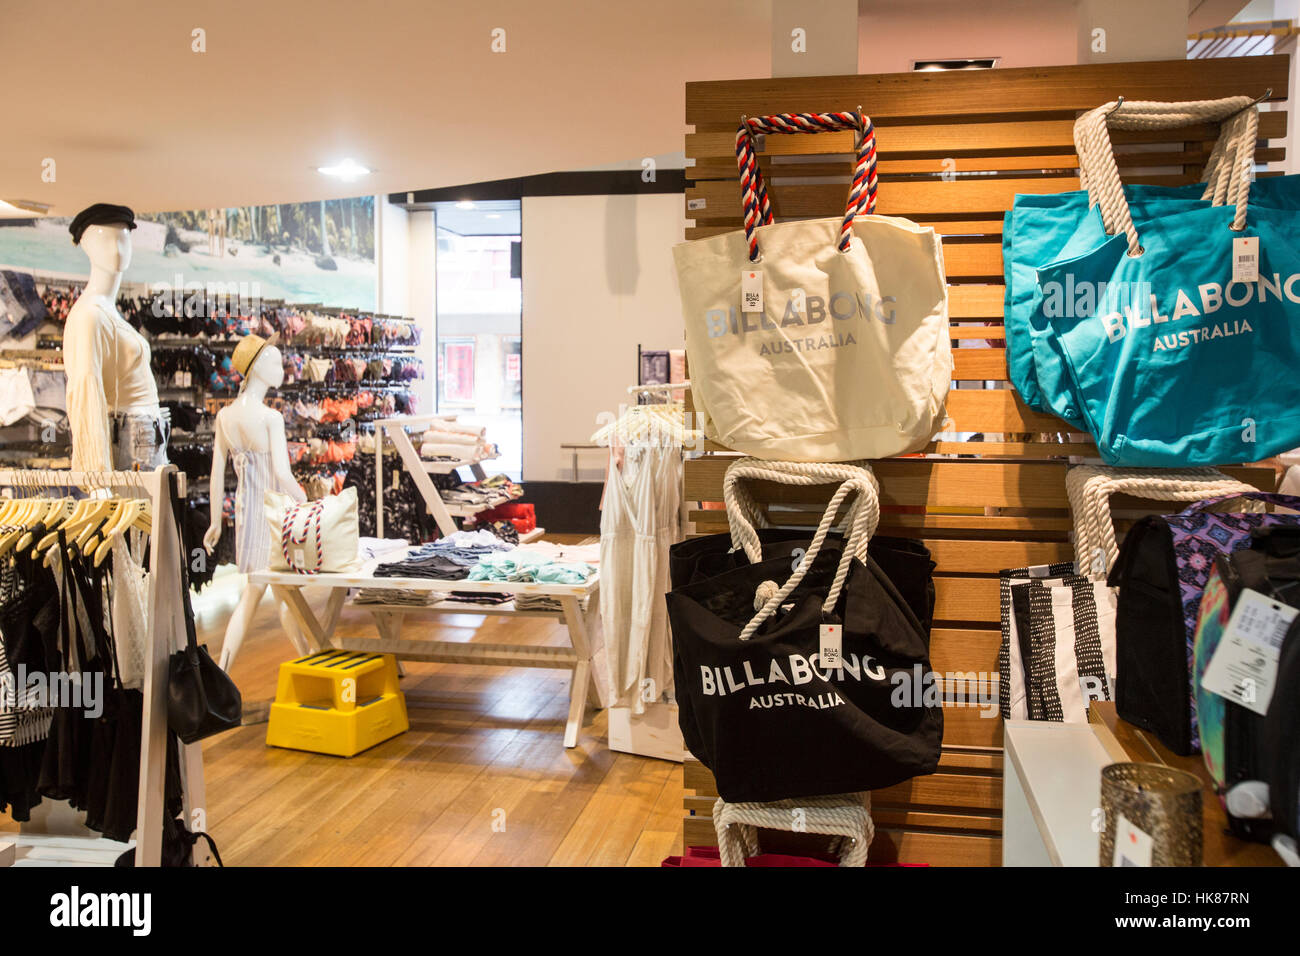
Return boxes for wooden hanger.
[92,498,143,567]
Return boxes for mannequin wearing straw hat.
[203,332,307,670]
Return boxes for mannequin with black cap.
[64,203,168,472]
[203,331,308,670]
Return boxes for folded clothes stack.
[446,592,513,606]
[353,588,435,606]
[466,551,595,584]
[369,530,514,580]
[418,420,497,461]
[513,592,593,613]
[359,537,410,561]
[514,541,600,564]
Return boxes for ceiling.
[0,0,769,216]
[2,1,1245,217]
[433,200,521,236]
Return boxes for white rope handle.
[1075,100,1251,207]
[723,458,880,562]
[1074,97,1257,256]
[1075,100,1252,202]
[722,459,880,642]
[1075,99,1256,252]
[713,793,873,867]
[1065,465,1261,576]
[1076,102,1255,251]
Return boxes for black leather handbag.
[165,471,242,744]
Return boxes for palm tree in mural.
[316,199,337,270]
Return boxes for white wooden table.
[248,567,603,748]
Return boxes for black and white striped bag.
[998,563,1116,723]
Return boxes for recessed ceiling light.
[317,159,371,181]
[486,213,502,219]
[912,58,999,71]
[455,200,476,210]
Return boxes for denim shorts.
[111,407,171,470]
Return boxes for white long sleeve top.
[63,297,160,472]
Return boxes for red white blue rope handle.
[734,110,878,262]
[280,499,326,575]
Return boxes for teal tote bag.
[1004,184,1212,426]
[1037,98,1300,467]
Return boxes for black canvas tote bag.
[667,463,942,802]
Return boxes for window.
[433,200,522,478]
[439,339,476,404]
[502,335,521,405]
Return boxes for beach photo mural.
[0,195,377,310]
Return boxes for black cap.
[69,203,137,245]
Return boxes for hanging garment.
[37,540,100,808]
[0,548,58,748]
[219,415,274,573]
[0,367,36,426]
[111,532,150,691]
[600,442,682,712]
[601,443,654,709]
[0,268,48,339]
[638,444,683,710]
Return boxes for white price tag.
[1233,236,1260,283]
[294,549,306,568]
[1201,588,1294,715]
[1113,814,1154,867]
[741,270,763,313]
[819,624,842,668]
[686,198,707,211]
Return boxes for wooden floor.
[4,547,686,867]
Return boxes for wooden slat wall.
[679,55,1289,866]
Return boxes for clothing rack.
[0,465,210,867]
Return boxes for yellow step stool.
[266,650,408,757]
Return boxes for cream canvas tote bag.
[673,111,951,462]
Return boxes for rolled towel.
[421,428,480,446]
[421,441,487,459]
[434,420,486,439]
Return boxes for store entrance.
[432,200,522,480]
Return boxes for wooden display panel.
[678,55,1290,866]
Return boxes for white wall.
[1076,0,1190,63]
[856,0,1080,73]
[521,193,686,482]
[405,209,437,416]
[375,198,409,317]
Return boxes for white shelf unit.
[373,414,540,540]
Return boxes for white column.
[1076,0,1194,63]
[771,0,858,77]
[1271,0,1300,174]
[407,209,437,415]
[375,198,409,317]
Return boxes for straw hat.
[231,331,280,379]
